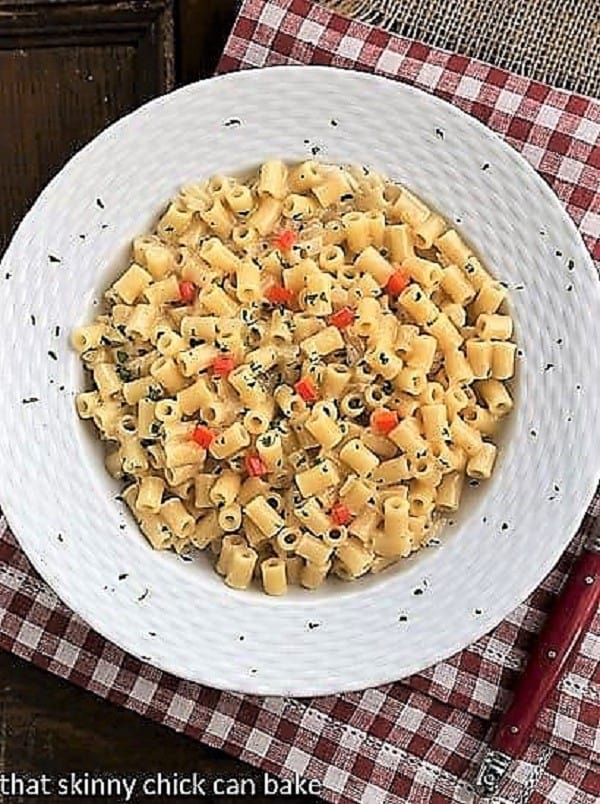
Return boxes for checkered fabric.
[1,1,599,802]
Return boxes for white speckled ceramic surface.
[0,67,598,695]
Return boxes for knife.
[475,516,600,796]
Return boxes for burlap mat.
[321,0,600,97]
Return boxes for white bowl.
[1,66,598,695]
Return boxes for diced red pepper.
[245,454,268,477]
[265,284,294,305]
[370,408,399,435]
[329,306,355,328]
[191,425,215,448]
[386,268,410,297]
[330,503,352,526]
[272,229,297,251]
[178,281,196,304]
[211,354,235,377]
[294,376,318,403]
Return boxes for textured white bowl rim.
[0,66,599,696]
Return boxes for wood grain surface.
[0,2,317,800]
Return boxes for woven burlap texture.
[321,0,600,97]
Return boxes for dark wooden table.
[0,2,318,799]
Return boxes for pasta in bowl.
[72,160,516,595]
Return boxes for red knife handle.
[492,549,600,757]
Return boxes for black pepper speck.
[398,615,408,622]
[413,588,424,596]
[544,363,554,372]
[530,429,537,438]
[474,608,482,615]
[22,397,39,404]
[96,197,105,209]
[48,255,60,264]
[48,350,57,361]
[567,259,574,270]
[555,250,562,257]
[307,622,320,630]
[566,284,573,292]
[224,118,241,127]
[435,128,444,139]
[481,163,490,171]
[118,573,128,581]
[330,119,338,127]
[501,522,509,531]
[57,533,63,542]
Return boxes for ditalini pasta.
[73,160,516,594]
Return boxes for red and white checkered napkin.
[1,0,599,802]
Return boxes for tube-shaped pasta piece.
[136,476,165,515]
[449,417,483,456]
[161,498,195,539]
[388,417,429,456]
[462,405,498,436]
[296,498,331,536]
[301,560,331,589]
[403,256,443,291]
[399,285,440,326]
[201,284,239,317]
[177,343,218,376]
[112,264,153,304]
[491,341,517,380]
[139,242,175,279]
[282,193,318,219]
[420,382,445,405]
[466,442,497,480]
[191,511,222,549]
[235,259,261,303]
[385,224,415,263]
[442,303,466,328]
[255,431,283,471]
[156,329,186,358]
[177,377,216,416]
[225,546,257,590]
[209,422,251,459]
[365,348,403,380]
[391,189,430,227]
[339,476,375,512]
[139,515,172,550]
[413,213,447,249]
[312,168,352,207]
[295,532,333,565]
[93,363,121,399]
[216,534,245,575]
[475,379,513,417]
[441,264,476,305]
[354,245,394,286]
[244,495,284,538]
[437,471,464,511]
[193,474,215,508]
[224,182,254,214]
[248,197,281,236]
[339,439,380,476]
[200,237,241,272]
[200,197,234,239]
[218,503,242,532]
[476,314,513,340]
[335,537,372,577]
[435,229,472,266]
[355,296,381,337]
[446,348,475,386]
[421,404,450,445]
[321,364,352,399]
[426,312,463,351]
[302,271,333,317]
[258,160,288,199]
[300,325,344,357]
[319,245,345,273]
[209,469,241,507]
[181,315,217,342]
[261,558,288,595]
[407,480,435,517]
[372,456,410,485]
[466,339,493,379]
[471,281,506,316]
[71,323,107,353]
[305,410,343,450]
[462,257,493,291]
[406,334,437,372]
[393,366,427,396]
[445,385,470,420]
[296,459,340,497]
[150,356,187,395]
